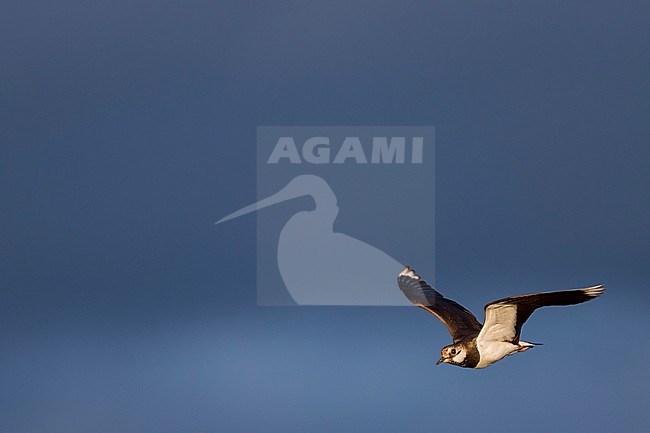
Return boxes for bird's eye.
[450,349,456,355]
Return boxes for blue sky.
[1,1,649,432]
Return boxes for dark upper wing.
[477,285,606,344]
[398,266,482,343]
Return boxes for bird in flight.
[397,266,605,369]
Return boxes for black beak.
[436,357,445,366]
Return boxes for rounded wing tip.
[583,284,606,298]
[399,266,421,280]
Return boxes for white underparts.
[475,341,521,368]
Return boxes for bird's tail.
[517,341,543,352]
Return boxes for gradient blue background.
[1,1,649,432]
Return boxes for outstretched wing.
[477,285,606,345]
[398,266,482,343]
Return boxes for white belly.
[475,341,520,368]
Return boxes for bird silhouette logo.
[217,126,435,306]
[217,175,412,305]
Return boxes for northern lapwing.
[398,266,605,368]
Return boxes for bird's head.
[437,344,466,366]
